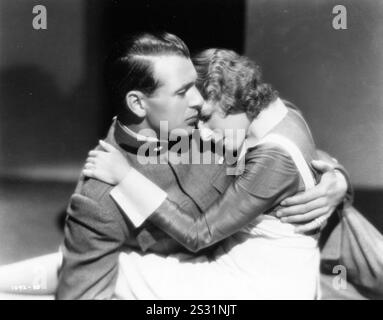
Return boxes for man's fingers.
[294,212,331,234]
[321,212,332,227]
[280,206,329,224]
[294,220,321,234]
[280,188,321,207]
[311,160,335,173]
[278,196,327,216]
[99,140,116,152]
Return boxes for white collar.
[247,98,288,142]
[238,98,288,159]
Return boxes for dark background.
[0,0,246,176]
[0,0,382,186]
[0,0,382,299]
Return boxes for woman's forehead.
[203,100,224,116]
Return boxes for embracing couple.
[0,32,354,299]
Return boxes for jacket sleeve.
[56,193,128,300]
[148,146,300,252]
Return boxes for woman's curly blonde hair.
[193,49,278,119]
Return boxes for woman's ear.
[125,91,147,118]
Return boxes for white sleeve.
[110,168,167,228]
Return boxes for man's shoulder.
[66,176,132,237]
[77,176,113,202]
[69,176,121,218]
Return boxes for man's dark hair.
[105,32,190,124]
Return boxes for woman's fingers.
[99,140,117,152]
[84,162,94,170]
[83,161,96,177]
[88,149,111,158]
[88,150,98,157]
[86,157,95,164]
[82,169,94,178]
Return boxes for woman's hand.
[83,140,131,185]
[276,159,348,233]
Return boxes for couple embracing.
[0,32,356,299]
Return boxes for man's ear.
[125,91,147,118]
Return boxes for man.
[56,32,350,299]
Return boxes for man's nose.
[189,86,204,112]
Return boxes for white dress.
[114,134,320,300]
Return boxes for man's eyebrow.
[174,81,195,94]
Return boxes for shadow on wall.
[0,65,99,177]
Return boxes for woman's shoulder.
[274,108,318,162]
[239,142,301,198]
[244,142,298,172]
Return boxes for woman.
[83,49,324,299]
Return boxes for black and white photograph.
[0,0,382,301]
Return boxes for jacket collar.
[113,117,167,154]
